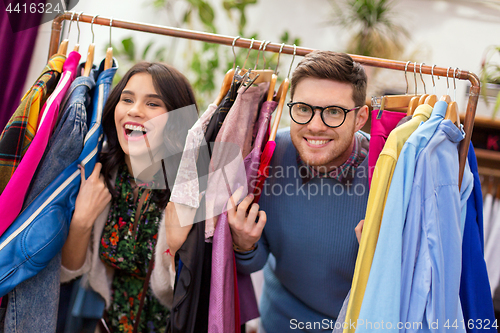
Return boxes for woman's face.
[114,72,169,172]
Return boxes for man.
[228,50,370,332]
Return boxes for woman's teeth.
[124,124,147,136]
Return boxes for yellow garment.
[343,104,433,332]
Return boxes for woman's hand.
[227,187,267,252]
[164,202,194,256]
[62,163,111,271]
[355,219,365,244]
[72,162,112,231]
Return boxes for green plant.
[480,45,500,118]
[328,0,409,60]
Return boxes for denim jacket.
[0,59,116,333]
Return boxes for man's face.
[290,77,367,171]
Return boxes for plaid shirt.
[297,132,369,185]
[0,54,65,194]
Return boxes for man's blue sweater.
[236,128,369,332]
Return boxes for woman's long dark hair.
[100,62,198,209]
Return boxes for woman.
[61,62,198,333]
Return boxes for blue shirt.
[356,101,448,331]
[460,143,496,332]
[403,120,472,331]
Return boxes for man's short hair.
[290,51,367,108]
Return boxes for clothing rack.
[48,12,481,187]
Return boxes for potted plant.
[480,45,500,119]
[327,0,409,60]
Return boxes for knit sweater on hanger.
[236,128,369,333]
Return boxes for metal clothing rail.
[48,11,480,186]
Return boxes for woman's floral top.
[99,163,168,333]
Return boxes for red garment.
[368,109,406,186]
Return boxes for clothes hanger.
[213,36,239,105]
[378,61,419,113]
[251,40,273,84]
[270,44,296,141]
[444,67,461,127]
[56,12,74,55]
[264,43,285,102]
[418,63,429,105]
[425,64,438,107]
[239,38,254,75]
[440,67,453,104]
[407,62,421,116]
[104,18,113,70]
[273,43,286,101]
[83,15,98,77]
[73,12,83,52]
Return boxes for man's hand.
[355,219,364,244]
[227,187,267,252]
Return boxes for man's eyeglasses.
[287,102,362,128]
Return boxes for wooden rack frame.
[48,12,481,186]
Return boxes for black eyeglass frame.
[287,101,362,128]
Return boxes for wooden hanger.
[242,40,273,85]
[270,78,289,141]
[83,15,99,77]
[72,12,83,52]
[214,68,235,105]
[423,64,438,107]
[443,67,461,127]
[418,94,429,105]
[267,73,278,102]
[425,94,437,107]
[416,64,428,105]
[270,44,296,141]
[376,62,420,113]
[407,96,420,116]
[56,12,74,56]
[267,42,284,102]
[104,18,113,70]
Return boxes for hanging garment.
[0,60,116,333]
[167,75,243,333]
[344,104,433,332]
[1,61,99,333]
[167,104,217,333]
[23,62,97,208]
[208,82,269,333]
[483,192,494,246]
[243,100,277,201]
[486,197,500,249]
[0,51,80,237]
[485,196,500,294]
[170,103,217,209]
[0,54,65,194]
[460,142,496,332]
[352,101,446,329]
[204,73,244,238]
[398,120,472,332]
[368,109,406,186]
[205,72,244,140]
[235,129,369,333]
